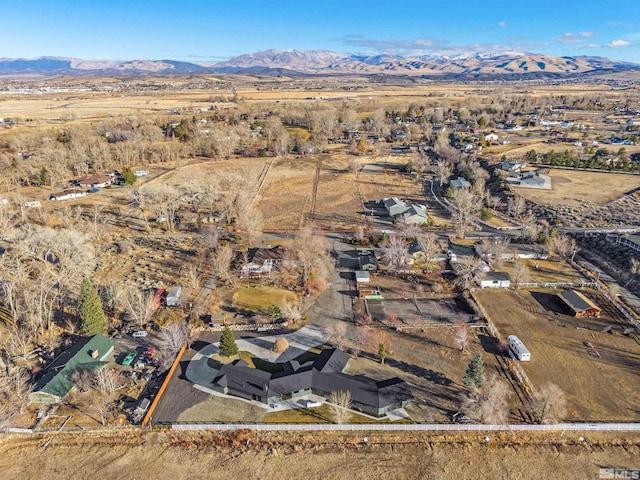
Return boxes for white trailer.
[508,335,531,361]
[166,286,182,307]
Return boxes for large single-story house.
[506,171,551,189]
[499,160,524,175]
[558,290,601,317]
[75,173,113,188]
[30,334,115,404]
[398,205,429,225]
[382,197,408,217]
[241,245,287,278]
[478,271,511,288]
[449,177,471,189]
[211,348,412,417]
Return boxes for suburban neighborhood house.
[75,173,113,188]
[449,177,471,189]
[382,197,408,217]
[499,160,525,175]
[380,197,429,224]
[400,204,429,225]
[558,290,602,317]
[30,335,115,404]
[241,245,287,278]
[211,348,413,417]
[506,170,552,189]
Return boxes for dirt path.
[307,156,323,225]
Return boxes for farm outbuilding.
[166,286,182,307]
[478,271,511,289]
[558,289,601,317]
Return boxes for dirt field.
[0,429,637,480]
[516,169,640,207]
[474,288,640,421]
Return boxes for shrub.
[272,338,289,353]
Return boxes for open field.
[1,429,638,480]
[502,259,588,284]
[516,169,640,207]
[474,288,640,421]
[232,286,298,314]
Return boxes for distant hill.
[0,50,638,78]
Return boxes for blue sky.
[1,0,639,62]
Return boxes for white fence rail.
[170,423,640,432]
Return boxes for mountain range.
[1,49,639,78]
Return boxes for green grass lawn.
[232,286,298,314]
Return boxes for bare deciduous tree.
[119,287,155,329]
[352,326,370,358]
[461,374,511,424]
[327,322,348,351]
[507,195,526,220]
[512,259,531,289]
[548,234,578,261]
[329,390,352,424]
[530,383,567,424]
[434,161,453,186]
[380,235,409,271]
[456,325,470,352]
[212,243,236,285]
[396,214,422,240]
[291,226,332,287]
[95,366,124,395]
[158,322,190,370]
[454,257,482,290]
[281,300,303,323]
[449,188,480,239]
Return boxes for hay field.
[516,169,640,207]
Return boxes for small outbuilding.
[478,271,511,289]
[166,286,182,307]
[558,290,601,317]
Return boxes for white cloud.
[586,44,602,49]
[608,39,630,48]
[555,31,594,44]
[498,21,506,27]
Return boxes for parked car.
[144,347,157,358]
[122,352,136,366]
[132,331,147,338]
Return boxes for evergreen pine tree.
[79,278,107,336]
[463,353,484,388]
[219,326,239,357]
[121,166,137,186]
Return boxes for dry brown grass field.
[474,288,640,421]
[514,169,640,207]
[0,429,637,480]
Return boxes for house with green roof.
[29,334,115,404]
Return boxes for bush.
[272,337,289,353]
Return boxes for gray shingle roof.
[212,348,412,411]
